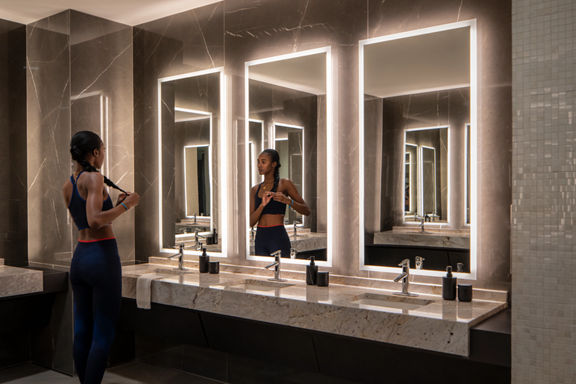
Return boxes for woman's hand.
[261,191,273,207]
[116,193,128,206]
[122,192,140,209]
[271,192,291,205]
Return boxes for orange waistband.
[78,237,116,243]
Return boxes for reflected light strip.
[245,46,332,266]
[273,122,305,203]
[158,67,224,255]
[359,19,476,278]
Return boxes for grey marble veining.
[0,265,43,297]
[123,263,506,356]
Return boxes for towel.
[136,273,163,309]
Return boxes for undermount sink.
[230,278,294,291]
[352,292,434,311]
[154,267,197,275]
[391,226,469,236]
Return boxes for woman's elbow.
[88,219,105,230]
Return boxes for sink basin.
[154,267,197,275]
[352,293,433,311]
[230,278,294,291]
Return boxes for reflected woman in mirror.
[62,131,140,384]
[250,148,310,257]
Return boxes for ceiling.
[0,0,222,26]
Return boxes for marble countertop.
[122,262,507,357]
[0,265,44,298]
[374,230,470,249]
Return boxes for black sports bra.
[254,183,287,215]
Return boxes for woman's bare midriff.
[78,226,115,241]
[258,213,285,227]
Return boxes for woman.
[62,131,139,384]
[250,148,310,257]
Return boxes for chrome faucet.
[250,227,256,242]
[265,250,285,281]
[168,243,185,270]
[393,258,417,296]
[293,222,297,237]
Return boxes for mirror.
[159,70,224,254]
[404,127,449,222]
[246,48,330,263]
[361,22,475,275]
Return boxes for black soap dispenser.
[306,256,318,285]
[442,266,457,300]
[199,247,209,273]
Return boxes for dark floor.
[0,361,225,384]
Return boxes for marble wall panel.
[366,0,512,283]
[70,11,134,263]
[26,11,73,266]
[0,19,27,267]
[134,2,224,262]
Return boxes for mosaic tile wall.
[511,0,576,382]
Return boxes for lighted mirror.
[245,48,331,263]
[159,69,225,256]
[360,21,476,277]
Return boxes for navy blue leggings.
[255,225,291,258]
[70,238,121,384]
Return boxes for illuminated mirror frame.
[248,119,265,187]
[183,143,212,220]
[273,122,305,214]
[359,20,477,279]
[245,46,333,266]
[158,68,227,258]
[404,143,417,216]
[403,126,450,224]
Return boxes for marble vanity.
[122,259,507,357]
[374,227,470,249]
[0,265,44,298]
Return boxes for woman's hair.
[261,149,281,190]
[70,131,127,194]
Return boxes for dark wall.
[0,19,27,267]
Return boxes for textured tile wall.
[511,0,576,382]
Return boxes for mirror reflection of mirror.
[404,127,448,223]
[362,23,473,274]
[249,119,264,187]
[160,71,222,253]
[274,123,304,225]
[465,123,471,225]
[247,49,329,262]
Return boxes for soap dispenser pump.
[199,247,209,273]
[442,266,457,300]
[306,256,318,285]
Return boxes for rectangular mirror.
[159,69,225,256]
[360,21,476,277]
[245,48,331,264]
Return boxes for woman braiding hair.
[249,148,311,258]
[62,130,139,384]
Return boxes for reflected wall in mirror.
[159,70,224,255]
[246,48,330,263]
[361,21,475,276]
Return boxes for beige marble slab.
[122,263,507,357]
[0,265,43,298]
[374,231,470,249]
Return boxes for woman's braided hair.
[70,131,127,194]
[261,149,281,191]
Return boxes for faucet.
[250,227,256,241]
[194,230,201,249]
[393,258,417,296]
[415,256,425,270]
[418,216,425,232]
[265,250,285,281]
[167,243,185,270]
[293,222,297,237]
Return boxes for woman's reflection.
[250,149,310,257]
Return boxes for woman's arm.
[273,179,311,216]
[84,173,138,229]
